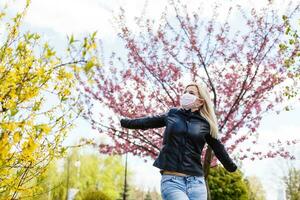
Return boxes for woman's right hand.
[120,118,126,127]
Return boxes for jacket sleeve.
[205,132,237,172]
[120,111,168,130]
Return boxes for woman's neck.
[191,108,199,112]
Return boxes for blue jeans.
[160,174,207,200]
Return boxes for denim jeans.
[160,174,207,200]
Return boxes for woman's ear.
[198,98,205,106]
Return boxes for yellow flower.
[13,132,21,143]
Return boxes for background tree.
[245,176,266,200]
[78,1,300,199]
[0,1,100,199]
[128,186,161,200]
[283,167,300,200]
[279,15,300,100]
[144,191,152,200]
[76,189,112,200]
[207,165,249,200]
[29,149,127,200]
[29,159,66,200]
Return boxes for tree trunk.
[203,146,213,200]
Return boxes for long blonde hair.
[184,82,219,139]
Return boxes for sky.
[2,0,300,199]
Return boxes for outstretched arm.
[205,132,237,172]
[120,111,168,130]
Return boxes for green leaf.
[69,34,74,44]
[84,60,94,73]
[282,15,287,20]
[32,101,41,111]
[285,26,291,35]
[10,108,18,116]
[289,39,295,45]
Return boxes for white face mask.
[180,93,199,110]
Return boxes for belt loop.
[185,176,192,181]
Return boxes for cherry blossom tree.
[78,1,300,198]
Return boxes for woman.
[120,82,237,200]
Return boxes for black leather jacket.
[120,107,237,176]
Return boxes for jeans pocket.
[160,175,175,184]
[160,175,177,197]
[194,176,206,184]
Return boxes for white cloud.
[4,0,170,37]
[4,0,296,39]
[25,0,111,35]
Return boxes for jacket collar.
[179,107,208,121]
[179,108,202,118]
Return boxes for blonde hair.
[184,82,219,139]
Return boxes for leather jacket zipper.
[178,115,189,171]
